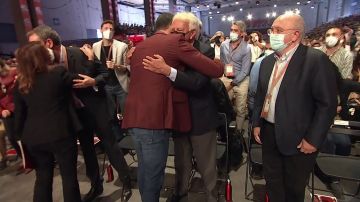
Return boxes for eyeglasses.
[267,28,299,35]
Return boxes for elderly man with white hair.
[143,12,220,202]
[252,13,338,201]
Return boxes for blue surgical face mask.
[270,34,292,53]
[269,33,289,52]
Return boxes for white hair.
[173,12,200,33]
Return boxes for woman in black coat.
[14,42,81,202]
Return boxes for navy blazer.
[173,40,221,136]
[252,44,338,155]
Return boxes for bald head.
[273,14,305,39]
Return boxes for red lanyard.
[268,60,290,96]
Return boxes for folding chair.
[309,121,360,200]
[244,122,263,200]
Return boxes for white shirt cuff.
[168,67,177,82]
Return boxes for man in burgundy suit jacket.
[122,13,223,202]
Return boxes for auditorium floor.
[0,150,359,202]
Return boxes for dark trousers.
[3,115,21,156]
[77,103,130,185]
[173,130,217,202]
[105,84,128,142]
[262,121,317,202]
[29,136,81,202]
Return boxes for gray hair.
[173,12,200,33]
[27,25,62,46]
[232,20,246,33]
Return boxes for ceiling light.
[207,5,210,8]
[240,8,243,11]
[247,14,253,20]
[196,6,199,9]
[209,11,212,14]
[217,11,220,13]
[266,13,270,18]
[210,16,213,19]
[235,2,239,4]
[274,4,277,7]
[311,6,315,9]
[272,12,277,17]
[227,16,234,21]
[307,0,311,3]
[297,2,300,5]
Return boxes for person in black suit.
[14,42,81,202]
[142,13,221,202]
[252,14,338,202]
[27,25,132,202]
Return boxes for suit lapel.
[94,41,102,60]
[278,44,307,97]
[262,54,276,90]
[112,42,118,64]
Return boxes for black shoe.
[82,183,103,202]
[121,177,132,202]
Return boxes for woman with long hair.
[14,42,81,202]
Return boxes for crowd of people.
[0,10,359,202]
[115,23,149,36]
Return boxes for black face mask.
[214,36,222,46]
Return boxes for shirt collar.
[274,44,299,63]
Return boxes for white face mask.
[47,48,55,64]
[102,29,114,40]
[229,32,239,42]
[325,36,339,48]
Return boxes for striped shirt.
[320,46,353,79]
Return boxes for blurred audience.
[210,31,225,60]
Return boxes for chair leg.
[312,170,315,202]
[356,183,360,196]
[245,156,249,198]
[101,153,107,176]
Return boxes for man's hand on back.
[143,54,171,76]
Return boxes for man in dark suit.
[142,12,221,202]
[252,14,338,202]
[122,13,223,202]
[28,25,132,202]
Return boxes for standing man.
[93,20,129,113]
[122,13,223,202]
[252,14,337,202]
[27,25,132,202]
[320,27,353,79]
[142,12,220,202]
[220,21,251,134]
